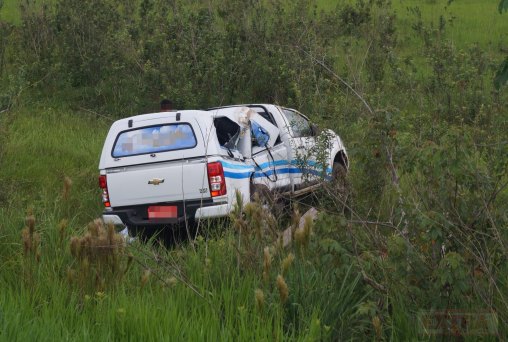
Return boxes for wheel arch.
[333,150,349,171]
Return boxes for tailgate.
[107,158,210,207]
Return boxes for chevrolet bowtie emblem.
[148,178,165,185]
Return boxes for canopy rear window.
[112,123,197,158]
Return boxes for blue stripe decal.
[254,160,289,170]
[223,171,252,179]
[221,160,290,171]
[221,159,332,179]
[221,161,253,170]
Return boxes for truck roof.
[116,110,214,124]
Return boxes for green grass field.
[0,105,291,340]
[316,0,508,51]
[2,0,507,51]
[394,0,507,54]
[0,0,20,24]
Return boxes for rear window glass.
[112,124,197,157]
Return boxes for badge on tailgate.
[148,178,165,185]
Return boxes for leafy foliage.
[499,0,508,14]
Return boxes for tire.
[250,183,285,216]
[128,225,159,243]
[329,162,352,216]
[250,183,273,206]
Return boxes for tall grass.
[393,0,507,52]
[0,0,21,24]
[1,104,371,340]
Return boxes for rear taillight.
[207,162,227,197]
[99,175,111,207]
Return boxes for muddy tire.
[250,183,285,215]
[250,183,273,205]
[329,162,351,216]
[128,226,159,243]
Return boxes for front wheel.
[328,162,351,216]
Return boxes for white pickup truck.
[98,104,348,233]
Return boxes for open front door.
[248,111,291,192]
[278,108,318,190]
[209,106,291,193]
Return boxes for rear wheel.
[250,183,286,217]
[250,183,273,205]
[129,225,184,246]
[128,226,158,243]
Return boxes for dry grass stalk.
[281,253,295,275]
[68,218,127,291]
[63,176,73,199]
[295,214,314,251]
[276,274,289,304]
[58,219,68,243]
[255,288,265,311]
[141,269,151,288]
[372,315,382,339]
[263,247,271,272]
[21,214,41,262]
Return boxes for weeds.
[67,218,127,293]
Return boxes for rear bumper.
[103,214,125,226]
[103,198,228,227]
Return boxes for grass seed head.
[93,218,103,237]
[263,270,269,284]
[21,227,31,255]
[58,219,68,241]
[294,227,305,247]
[66,268,76,283]
[81,257,90,273]
[281,253,295,275]
[26,215,35,235]
[255,288,265,311]
[70,236,80,258]
[291,208,301,229]
[124,253,133,274]
[95,273,105,292]
[141,269,151,288]
[276,274,289,304]
[165,276,178,287]
[107,223,115,245]
[303,215,313,239]
[32,232,41,260]
[63,176,73,199]
[372,315,382,339]
[263,246,271,273]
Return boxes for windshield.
[112,123,197,158]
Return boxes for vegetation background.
[0,0,507,340]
